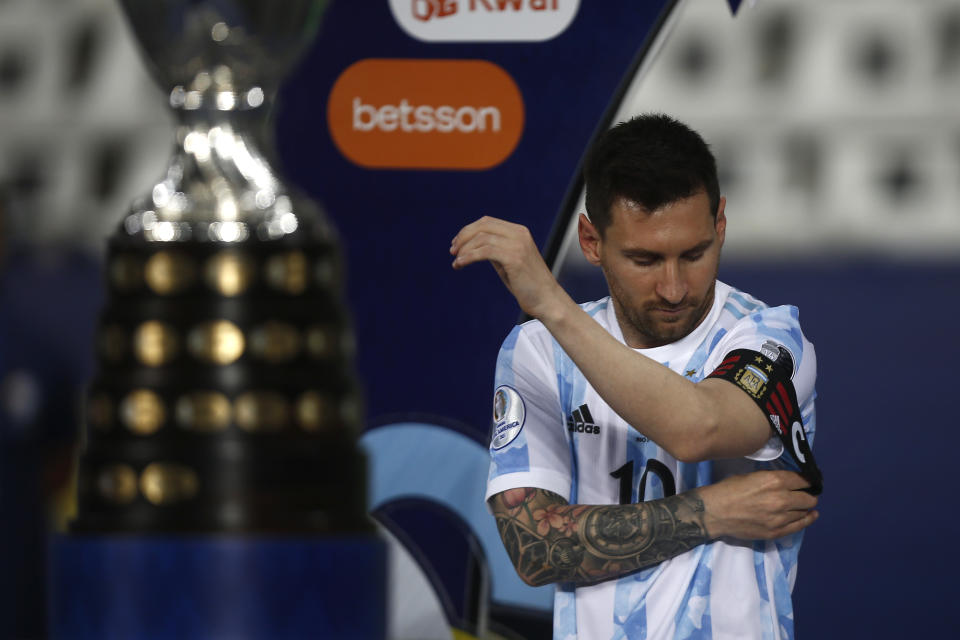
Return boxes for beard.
[607,277,717,349]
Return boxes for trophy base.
[49,533,386,639]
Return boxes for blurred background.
[0,0,957,638]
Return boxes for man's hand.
[451,216,569,320]
[700,470,819,540]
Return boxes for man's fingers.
[452,224,502,259]
[452,224,536,274]
[754,507,819,540]
[762,469,817,493]
[765,490,819,537]
[772,509,819,539]
[451,242,493,269]
[450,215,568,319]
[450,221,481,255]
[451,230,509,267]
[787,491,818,511]
[767,481,818,512]
[452,245,497,269]
[451,216,515,253]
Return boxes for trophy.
[51,1,384,637]
[73,0,367,534]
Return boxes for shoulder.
[714,284,808,355]
[713,283,774,326]
[497,318,550,362]
[499,296,613,353]
[496,297,612,383]
[711,285,816,400]
[731,304,810,367]
[495,316,556,389]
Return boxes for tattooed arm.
[490,470,819,587]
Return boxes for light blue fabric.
[361,422,555,613]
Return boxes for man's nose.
[656,262,687,305]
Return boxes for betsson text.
[352,98,502,133]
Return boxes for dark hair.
[583,114,720,235]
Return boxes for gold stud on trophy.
[205,250,256,296]
[249,321,301,363]
[140,462,199,505]
[265,251,309,295]
[306,325,336,359]
[120,389,166,435]
[145,251,196,295]
[175,392,232,432]
[188,320,245,365]
[236,391,289,432]
[296,391,333,432]
[134,321,180,366]
[97,463,139,504]
[110,254,144,293]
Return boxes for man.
[450,114,820,639]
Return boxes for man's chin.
[646,318,697,344]
[623,308,701,347]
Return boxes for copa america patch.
[760,339,796,377]
[491,385,525,450]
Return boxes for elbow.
[665,385,733,462]
[511,563,554,587]
[667,415,770,462]
[669,418,721,464]
[671,442,713,464]
[519,573,551,588]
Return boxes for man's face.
[578,191,726,349]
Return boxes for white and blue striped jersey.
[485,281,817,640]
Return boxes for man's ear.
[715,196,727,248]
[578,213,602,266]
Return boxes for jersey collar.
[603,280,732,360]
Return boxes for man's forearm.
[492,487,710,587]
[492,472,818,588]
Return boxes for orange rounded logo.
[327,59,525,170]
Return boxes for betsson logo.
[388,0,580,42]
[327,59,524,170]
[352,99,502,134]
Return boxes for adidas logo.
[566,404,601,435]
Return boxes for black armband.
[706,348,823,495]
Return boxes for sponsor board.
[327,59,524,170]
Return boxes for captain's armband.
[707,348,823,495]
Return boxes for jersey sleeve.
[485,322,573,505]
[706,304,817,463]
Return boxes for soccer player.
[450,114,820,639]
